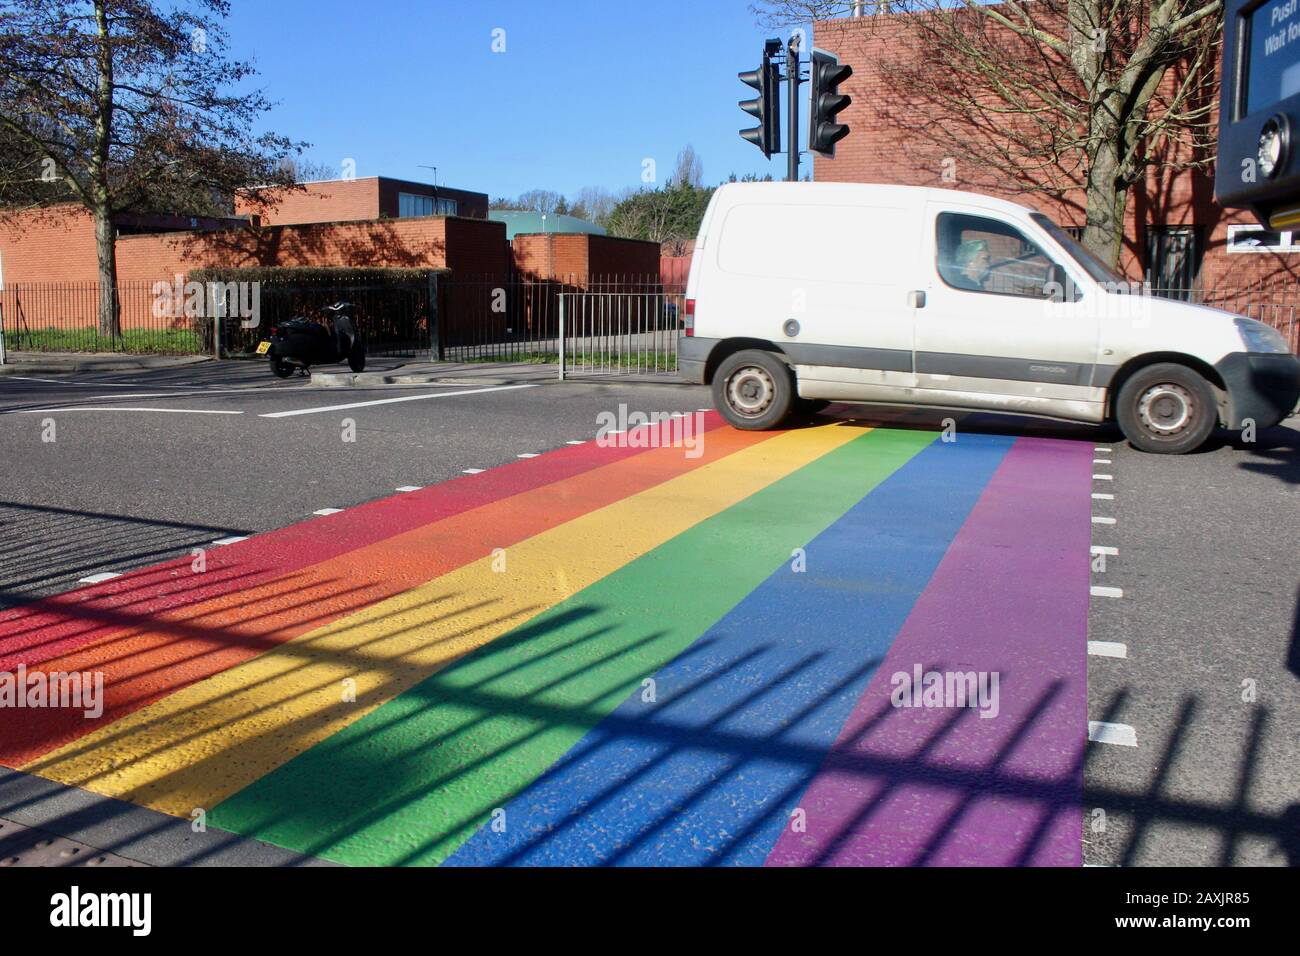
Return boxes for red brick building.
[813,11,1300,296]
[236,176,490,226]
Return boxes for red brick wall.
[236,178,381,226]
[510,234,661,285]
[0,206,101,286]
[0,205,509,332]
[813,13,1300,292]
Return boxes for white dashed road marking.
[312,508,343,516]
[1088,641,1128,659]
[396,486,422,493]
[211,536,248,546]
[1093,473,1113,480]
[1090,545,1118,556]
[1088,721,1138,747]
[1092,516,1116,525]
[463,468,485,475]
[1092,492,1114,500]
[517,453,539,459]
[1091,585,1124,598]
[78,572,121,585]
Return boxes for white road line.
[463,468,485,474]
[257,383,538,418]
[78,572,121,585]
[9,406,243,415]
[211,536,248,546]
[1091,516,1116,525]
[1093,458,1113,464]
[517,453,539,459]
[566,440,586,445]
[1091,585,1124,598]
[1093,473,1113,480]
[312,508,343,516]
[1090,545,1119,556]
[1088,641,1128,659]
[1088,721,1137,747]
[1092,492,1114,500]
[395,486,422,493]
[1094,446,1112,453]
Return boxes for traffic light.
[739,41,781,158]
[809,48,852,157]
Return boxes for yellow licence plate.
[255,341,271,355]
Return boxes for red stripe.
[0,414,726,670]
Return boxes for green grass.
[6,327,204,355]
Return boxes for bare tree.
[753,1,1222,267]
[670,144,704,188]
[0,0,302,336]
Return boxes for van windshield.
[1030,213,1126,286]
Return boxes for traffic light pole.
[786,34,800,183]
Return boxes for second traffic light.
[809,48,852,157]
[739,41,781,159]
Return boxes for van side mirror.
[1046,263,1071,303]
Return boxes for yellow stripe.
[24,423,866,815]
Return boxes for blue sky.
[223,0,812,199]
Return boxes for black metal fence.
[0,281,207,355]
[7,276,1294,364]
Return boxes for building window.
[1145,226,1204,299]
[1226,223,1296,253]
[398,192,458,217]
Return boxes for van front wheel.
[1115,363,1217,454]
[713,350,795,430]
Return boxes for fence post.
[0,300,6,365]
[558,292,566,381]
[427,273,443,361]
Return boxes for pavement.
[0,361,1294,867]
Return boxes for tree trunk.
[1081,140,1129,274]
[94,205,120,338]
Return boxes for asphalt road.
[0,363,1296,866]
[0,368,708,606]
[1082,418,1300,866]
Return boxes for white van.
[680,182,1300,453]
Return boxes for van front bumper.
[678,336,716,384]
[1215,351,1300,429]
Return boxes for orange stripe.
[1,426,774,767]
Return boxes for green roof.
[488,211,607,240]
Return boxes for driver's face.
[964,249,990,279]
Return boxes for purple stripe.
[764,437,1093,867]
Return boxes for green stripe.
[210,426,936,865]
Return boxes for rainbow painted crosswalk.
[0,414,1092,866]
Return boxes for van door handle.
[908,290,926,308]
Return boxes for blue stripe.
[444,432,1015,866]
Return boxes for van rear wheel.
[713,350,795,430]
[1115,362,1217,454]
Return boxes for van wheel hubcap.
[727,366,775,417]
[1138,383,1194,435]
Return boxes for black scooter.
[260,301,366,378]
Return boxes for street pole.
[787,33,801,183]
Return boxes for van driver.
[951,238,991,291]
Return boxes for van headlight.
[1234,317,1291,354]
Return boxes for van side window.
[936,213,1065,299]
